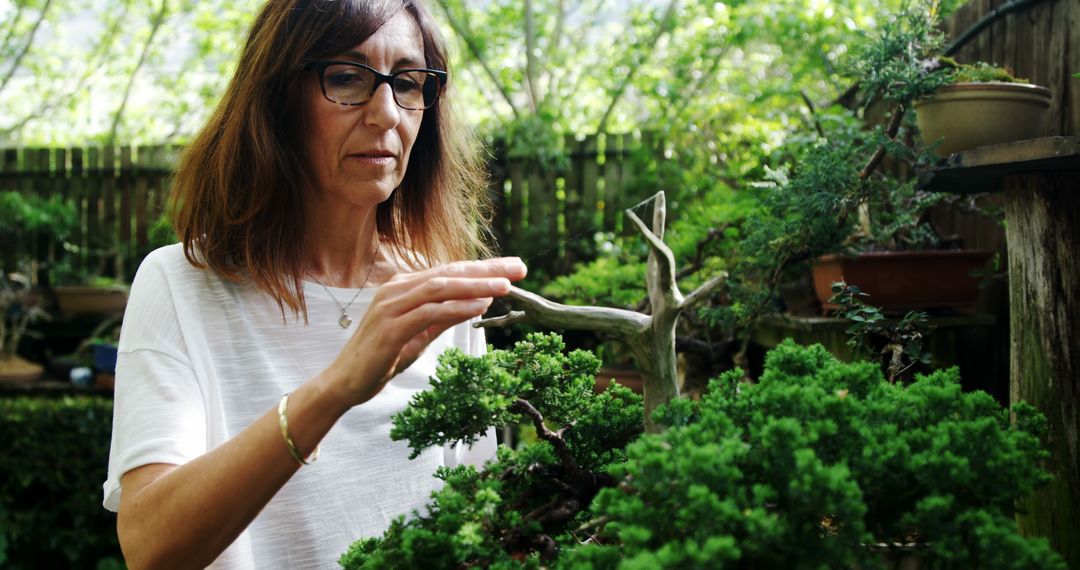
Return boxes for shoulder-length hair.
[170,0,491,318]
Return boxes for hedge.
[0,395,124,569]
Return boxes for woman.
[102,1,526,567]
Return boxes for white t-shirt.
[104,243,495,569]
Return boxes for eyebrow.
[340,51,425,69]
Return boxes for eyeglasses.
[306,61,447,110]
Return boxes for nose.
[364,82,401,130]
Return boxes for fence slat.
[602,134,623,233]
[101,146,117,279]
[33,148,51,283]
[508,159,525,246]
[562,135,584,240]
[118,146,133,279]
[135,145,151,253]
[70,147,85,277]
[581,135,600,231]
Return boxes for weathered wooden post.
[920,137,1080,567]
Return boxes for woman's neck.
[303,205,384,288]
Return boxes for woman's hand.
[326,257,527,408]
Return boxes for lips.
[350,150,396,158]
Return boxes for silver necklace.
[309,254,378,329]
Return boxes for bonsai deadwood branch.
[477,288,649,336]
[625,201,678,298]
[480,192,721,432]
[683,272,729,310]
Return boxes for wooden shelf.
[917,136,1080,194]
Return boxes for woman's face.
[301,11,427,209]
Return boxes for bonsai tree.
[341,333,643,568]
[0,191,76,378]
[340,336,1063,569]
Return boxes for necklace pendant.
[338,312,352,329]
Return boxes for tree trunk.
[1005,170,1080,568]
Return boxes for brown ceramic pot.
[811,250,994,314]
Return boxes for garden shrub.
[578,339,1062,568]
[343,335,1064,569]
[0,395,123,569]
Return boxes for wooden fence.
[487,132,653,277]
[1,145,180,282]
[0,135,648,283]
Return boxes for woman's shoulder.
[132,243,223,292]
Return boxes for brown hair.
[170,0,491,318]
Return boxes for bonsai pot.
[914,82,1052,156]
[53,286,128,317]
[0,355,44,385]
[811,250,994,314]
[595,367,643,394]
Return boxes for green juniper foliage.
[343,336,1061,569]
[564,340,1062,569]
[342,334,643,569]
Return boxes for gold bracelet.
[278,392,319,466]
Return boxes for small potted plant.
[51,274,129,318]
[914,60,1053,156]
[808,176,993,313]
[789,2,1000,314]
[0,191,75,384]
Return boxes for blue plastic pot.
[91,344,118,374]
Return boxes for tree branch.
[943,0,1049,56]
[511,399,579,477]
[106,0,169,147]
[2,0,131,137]
[675,226,727,280]
[523,0,540,113]
[626,199,678,297]
[594,0,680,134]
[0,2,26,63]
[682,272,728,310]
[475,287,649,337]
[858,103,906,179]
[436,0,521,119]
[800,90,826,139]
[0,0,53,96]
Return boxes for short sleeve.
[103,250,208,512]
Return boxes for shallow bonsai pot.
[914,82,1052,156]
[811,250,994,313]
[53,286,128,317]
[0,355,45,385]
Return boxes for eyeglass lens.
[322,64,440,109]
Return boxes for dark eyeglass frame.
[305,60,448,110]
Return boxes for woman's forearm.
[117,371,350,569]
